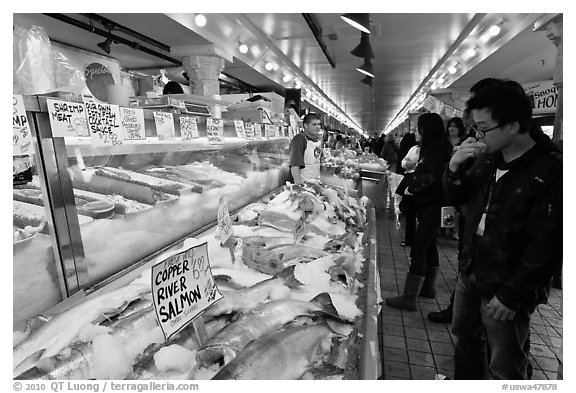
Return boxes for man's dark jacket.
[443,138,562,312]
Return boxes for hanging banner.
[46,99,88,137]
[233,120,246,138]
[180,116,199,140]
[13,95,33,156]
[206,118,224,144]
[154,112,176,140]
[86,102,123,146]
[120,107,146,141]
[253,123,263,140]
[523,80,558,115]
[151,241,223,340]
[244,123,255,140]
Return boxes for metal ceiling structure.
[13,13,559,134]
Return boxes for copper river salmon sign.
[151,242,222,339]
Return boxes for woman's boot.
[385,273,425,311]
[419,265,439,298]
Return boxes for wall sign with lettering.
[46,99,88,137]
[233,120,246,138]
[154,112,176,140]
[13,95,33,156]
[152,241,223,339]
[120,107,146,141]
[180,116,199,140]
[84,63,115,102]
[523,80,558,115]
[86,102,123,146]
[206,118,224,144]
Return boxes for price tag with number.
[180,116,199,140]
[154,112,176,140]
[120,107,146,141]
[86,102,123,146]
[46,98,88,138]
[207,118,224,144]
[13,95,33,156]
[233,120,246,138]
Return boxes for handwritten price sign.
[13,95,33,156]
[47,99,88,138]
[206,118,224,144]
[180,116,199,141]
[120,107,146,141]
[154,112,176,140]
[253,123,262,140]
[264,124,274,139]
[244,123,255,140]
[233,120,246,138]
[86,102,123,146]
[217,195,234,244]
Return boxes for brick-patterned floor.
[374,202,563,380]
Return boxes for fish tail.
[274,265,303,288]
[310,293,340,319]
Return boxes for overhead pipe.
[43,13,182,66]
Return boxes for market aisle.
[375,200,563,380]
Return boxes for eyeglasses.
[470,123,503,137]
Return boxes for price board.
[154,111,176,140]
[233,120,246,138]
[46,99,88,137]
[206,118,224,144]
[13,95,33,156]
[151,241,223,339]
[180,116,199,140]
[120,107,146,141]
[86,102,123,146]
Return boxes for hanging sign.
[253,123,263,140]
[233,120,246,138]
[217,195,234,244]
[86,102,123,146]
[46,99,88,137]
[422,95,445,114]
[206,118,224,144]
[120,107,146,141]
[180,116,199,140]
[154,111,176,140]
[13,95,33,156]
[244,123,255,140]
[523,80,558,115]
[264,124,274,139]
[151,241,223,340]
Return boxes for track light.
[361,75,373,87]
[357,59,374,78]
[340,14,371,34]
[97,37,113,54]
[238,41,248,54]
[351,32,375,59]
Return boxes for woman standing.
[386,112,452,311]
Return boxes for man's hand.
[449,137,487,172]
[486,296,516,321]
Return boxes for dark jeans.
[452,273,531,379]
[403,196,417,244]
[408,203,441,276]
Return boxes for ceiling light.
[283,74,293,83]
[448,64,458,74]
[351,32,375,59]
[361,75,373,87]
[463,47,477,60]
[437,74,446,85]
[357,59,374,78]
[238,41,248,54]
[195,14,207,27]
[340,14,371,34]
[265,61,274,71]
[97,37,113,55]
[488,25,502,37]
[430,83,438,90]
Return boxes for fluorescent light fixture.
[357,59,374,78]
[195,14,207,27]
[340,14,371,34]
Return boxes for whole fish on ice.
[242,242,327,275]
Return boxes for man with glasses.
[443,82,562,379]
[289,113,322,184]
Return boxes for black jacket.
[443,139,562,311]
[407,143,452,206]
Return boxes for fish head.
[197,345,236,368]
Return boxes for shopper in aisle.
[397,131,418,176]
[380,132,399,172]
[385,113,452,311]
[446,82,562,379]
[289,113,322,184]
[396,138,420,247]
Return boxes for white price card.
[288,126,293,138]
[206,118,224,144]
[151,241,223,340]
[46,99,88,137]
[264,124,274,139]
[86,102,123,146]
[253,123,262,140]
[180,116,199,140]
[244,123,255,140]
[13,95,33,156]
[233,120,246,138]
[217,195,234,244]
[154,111,176,140]
[120,107,146,141]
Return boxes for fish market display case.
[13,95,381,380]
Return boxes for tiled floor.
[374,200,563,380]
